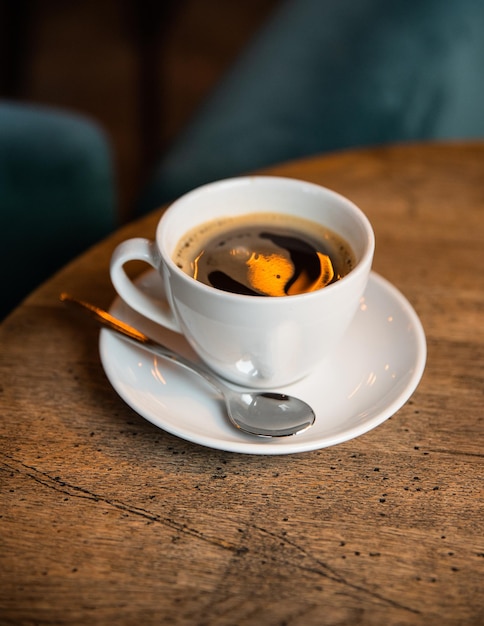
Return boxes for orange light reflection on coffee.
[287,252,334,295]
[192,251,203,282]
[246,253,292,297]
[247,251,334,297]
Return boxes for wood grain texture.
[1,143,483,625]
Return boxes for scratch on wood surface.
[252,524,421,615]
[1,454,240,554]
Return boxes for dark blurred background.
[0,0,280,223]
[2,0,482,319]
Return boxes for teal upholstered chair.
[138,0,484,214]
[0,102,116,319]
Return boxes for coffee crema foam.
[173,213,355,297]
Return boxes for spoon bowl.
[60,293,315,438]
[225,391,314,437]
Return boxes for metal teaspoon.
[60,293,315,438]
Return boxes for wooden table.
[1,143,483,625]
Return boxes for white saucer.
[99,271,426,455]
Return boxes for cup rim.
[156,176,375,302]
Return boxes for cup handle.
[110,238,181,333]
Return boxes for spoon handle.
[59,293,226,395]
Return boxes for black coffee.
[174,213,355,297]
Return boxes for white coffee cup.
[110,176,374,388]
